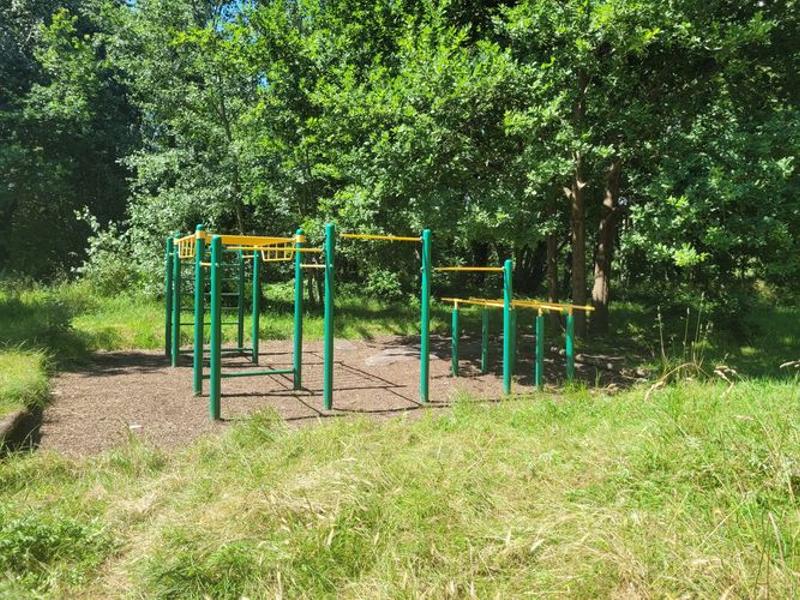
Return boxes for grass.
[0,350,49,419]
[2,380,800,597]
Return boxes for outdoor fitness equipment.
[165,226,321,420]
[440,295,594,389]
[319,224,433,410]
[435,260,514,394]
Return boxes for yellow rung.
[476,297,595,313]
[340,232,421,242]
[300,264,325,269]
[434,266,504,272]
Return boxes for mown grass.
[2,380,800,597]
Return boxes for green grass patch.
[2,381,800,597]
[0,350,49,418]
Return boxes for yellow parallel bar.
[300,264,325,269]
[475,297,595,313]
[434,266,504,272]
[340,232,421,242]
[440,297,505,308]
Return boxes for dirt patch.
[39,335,622,456]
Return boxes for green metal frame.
[502,258,514,394]
[322,223,335,410]
[293,229,304,390]
[451,304,460,376]
[419,229,432,403]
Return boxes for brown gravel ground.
[38,334,612,456]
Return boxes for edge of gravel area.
[0,407,40,452]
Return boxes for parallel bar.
[481,308,489,374]
[192,225,205,396]
[434,266,503,272]
[300,264,325,269]
[323,223,335,410]
[341,232,421,242]
[209,236,222,420]
[170,238,181,367]
[419,228,431,403]
[451,305,460,376]
[566,312,575,382]
[502,258,513,395]
[535,311,545,389]
[293,228,304,390]
[251,250,260,365]
[203,368,294,380]
[164,237,174,357]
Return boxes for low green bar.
[566,313,575,382]
[203,368,294,380]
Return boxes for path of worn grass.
[2,380,799,597]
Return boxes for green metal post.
[535,311,544,389]
[236,250,245,353]
[502,258,513,394]
[170,237,181,367]
[566,311,575,382]
[209,236,222,420]
[322,223,335,410]
[419,228,432,403]
[251,250,260,365]
[164,237,174,357]
[192,226,205,396]
[293,228,304,389]
[451,304,460,376]
[480,308,489,374]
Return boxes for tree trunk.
[546,225,561,330]
[567,69,589,337]
[591,159,622,334]
[567,154,588,337]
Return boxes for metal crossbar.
[341,232,421,242]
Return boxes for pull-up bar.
[340,232,421,242]
[434,266,504,273]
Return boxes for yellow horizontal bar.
[340,232,421,242]
[440,297,505,308]
[300,264,325,269]
[434,266,504,272]
[214,234,294,247]
[477,297,595,313]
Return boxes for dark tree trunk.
[546,231,561,329]
[567,69,589,337]
[591,159,622,334]
[567,154,588,337]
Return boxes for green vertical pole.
[502,258,513,394]
[451,304,460,376]
[293,228,304,389]
[192,226,205,396]
[419,229,432,403]
[566,311,575,382]
[251,250,260,365]
[209,236,222,420]
[164,237,174,357]
[170,237,181,367]
[480,308,489,374]
[322,223,335,410]
[236,250,245,353]
[535,311,544,389]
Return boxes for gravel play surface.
[38,334,606,455]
